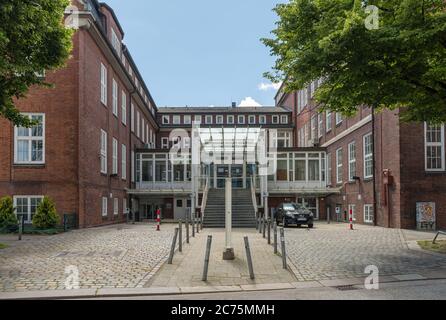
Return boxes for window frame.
[272,115,279,124]
[162,115,170,125]
[326,111,332,132]
[184,115,191,125]
[336,147,343,184]
[121,91,127,125]
[100,63,107,106]
[348,141,356,182]
[364,204,374,223]
[172,115,181,125]
[102,197,108,217]
[112,137,118,175]
[238,115,245,124]
[248,115,256,125]
[363,133,374,179]
[335,112,343,126]
[121,144,127,180]
[205,115,213,125]
[14,113,45,165]
[425,123,445,172]
[259,115,266,125]
[227,115,234,124]
[280,115,288,124]
[113,198,119,216]
[13,195,44,223]
[327,152,332,186]
[100,129,108,174]
[112,78,118,116]
[161,137,169,149]
[216,115,224,125]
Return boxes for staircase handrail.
[201,176,210,219]
[250,177,258,217]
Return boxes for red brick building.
[276,80,446,230]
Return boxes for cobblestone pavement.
[0,223,175,292]
[284,223,446,281]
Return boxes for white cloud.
[258,82,282,91]
[239,97,262,107]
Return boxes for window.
[13,196,43,223]
[216,115,224,124]
[363,133,374,178]
[121,54,126,67]
[114,198,119,216]
[276,132,292,148]
[272,115,279,124]
[100,130,107,174]
[184,115,191,125]
[162,115,170,125]
[326,111,332,132]
[131,104,135,132]
[173,115,181,125]
[205,115,213,124]
[259,115,266,124]
[102,197,108,217]
[129,66,133,77]
[112,138,118,175]
[249,115,256,124]
[161,137,169,149]
[336,148,343,184]
[183,137,191,149]
[227,115,234,124]
[121,144,127,180]
[310,116,317,140]
[310,81,316,97]
[123,199,127,215]
[121,91,127,125]
[194,115,202,123]
[14,114,45,164]
[136,111,140,138]
[425,123,445,171]
[327,153,332,186]
[349,204,356,221]
[318,113,323,138]
[238,115,245,124]
[112,79,118,116]
[336,113,343,125]
[304,123,309,147]
[348,141,356,181]
[364,204,374,223]
[281,115,288,124]
[111,28,120,55]
[100,63,107,105]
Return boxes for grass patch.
[418,240,446,254]
[0,243,7,249]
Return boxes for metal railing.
[433,231,446,244]
[200,176,210,219]
[250,177,258,216]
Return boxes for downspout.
[372,106,378,226]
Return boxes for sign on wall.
[416,202,436,231]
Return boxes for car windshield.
[283,204,297,210]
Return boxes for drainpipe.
[128,85,136,220]
[372,106,378,226]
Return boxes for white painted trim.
[14,113,45,165]
[363,133,373,179]
[13,195,44,223]
[321,115,372,147]
[424,122,445,172]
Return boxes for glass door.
[231,165,244,189]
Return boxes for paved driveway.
[284,223,446,281]
[0,223,175,292]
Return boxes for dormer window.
[173,115,181,125]
[272,115,279,124]
[111,28,121,55]
[259,115,266,124]
[248,115,256,124]
[216,115,224,124]
[238,115,245,124]
[162,115,170,124]
[227,115,234,124]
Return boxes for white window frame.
[326,111,332,132]
[227,115,234,124]
[131,104,135,132]
[112,138,118,175]
[281,115,288,124]
[318,113,323,138]
[111,28,121,55]
[363,133,374,179]
[194,115,202,123]
[238,115,245,124]
[102,197,108,217]
[249,115,256,125]
[310,115,317,140]
[259,115,266,125]
[162,115,170,125]
[425,123,445,171]
[121,91,127,125]
[114,198,119,216]
[123,198,127,215]
[14,113,45,165]
[112,79,118,116]
[216,115,224,125]
[172,115,181,125]
[348,141,356,182]
[121,144,127,180]
[336,112,343,126]
[13,196,44,223]
[327,153,332,186]
[272,115,279,124]
[336,148,343,184]
[205,115,213,124]
[100,129,107,174]
[100,63,107,106]
[184,115,191,125]
[161,137,169,149]
[364,204,374,223]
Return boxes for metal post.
[280,228,287,269]
[186,216,190,244]
[200,216,203,231]
[18,216,23,241]
[262,217,266,239]
[223,177,234,260]
[273,221,278,254]
[244,237,255,280]
[258,216,262,234]
[167,228,179,264]
[267,219,271,245]
[196,217,200,234]
[192,214,195,237]
[327,208,330,224]
[255,215,258,231]
[202,235,212,281]
[178,220,183,253]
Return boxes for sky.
[104,0,286,108]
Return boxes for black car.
[275,203,314,228]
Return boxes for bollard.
[262,217,266,239]
[196,218,200,234]
[258,217,262,234]
[280,228,287,269]
[202,235,213,281]
[186,217,190,244]
[267,219,271,245]
[18,216,23,241]
[349,209,354,230]
[192,215,195,237]
[200,217,203,231]
[244,237,255,280]
[273,221,278,254]
[167,228,179,264]
[179,220,183,253]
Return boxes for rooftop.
[157,106,292,114]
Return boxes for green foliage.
[0,0,73,127]
[0,196,18,229]
[263,0,446,123]
[0,243,7,249]
[32,196,59,229]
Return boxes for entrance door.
[214,164,246,189]
[231,165,244,189]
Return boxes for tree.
[32,196,59,229]
[0,196,18,229]
[262,0,446,122]
[0,0,73,127]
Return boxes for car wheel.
[308,223,314,229]
[296,224,301,228]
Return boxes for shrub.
[32,197,59,229]
[0,196,18,230]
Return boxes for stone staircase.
[202,188,257,228]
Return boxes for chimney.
[231,102,236,108]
